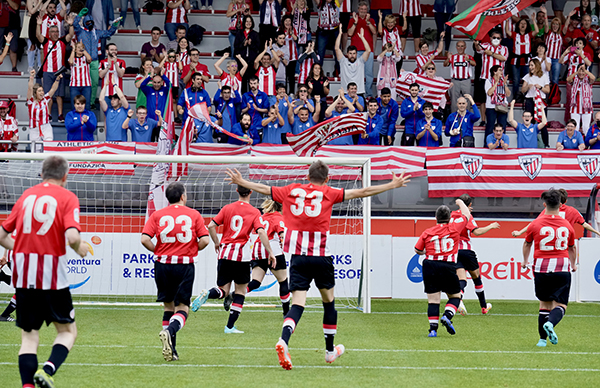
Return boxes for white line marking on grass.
[0,362,597,372]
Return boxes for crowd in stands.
[1,0,600,152]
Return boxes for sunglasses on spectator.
[427,67,435,70]
[168,55,175,58]
[299,89,308,93]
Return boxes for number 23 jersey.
[272,183,345,256]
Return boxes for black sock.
[538,309,550,339]
[247,280,261,292]
[279,279,290,316]
[473,277,487,308]
[162,311,174,330]
[208,287,224,299]
[428,303,440,332]
[226,294,245,329]
[443,298,460,320]
[1,295,16,317]
[323,300,337,352]
[43,344,69,376]
[19,353,37,386]
[0,270,10,285]
[548,306,565,326]
[281,304,304,344]
[459,280,467,294]
[167,310,187,336]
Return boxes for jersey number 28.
[539,226,569,251]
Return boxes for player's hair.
[151,26,162,33]
[422,101,434,110]
[381,87,391,96]
[541,189,561,210]
[221,85,232,92]
[409,82,419,90]
[435,205,451,224]
[237,185,252,197]
[42,155,69,181]
[558,188,569,204]
[137,105,147,112]
[261,198,282,213]
[308,160,329,184]
[458,194,472,207]
[74,95,86,105]
[166,182,186,204]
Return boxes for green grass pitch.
[0,299,598,387]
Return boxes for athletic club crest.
[577,155,600,179]
[460,154,483,179]
[518,155,543,180]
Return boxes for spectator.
[399,82,425,146]
[545,17,563,85]
[213,83,242,143]
[141,26,167,66]
[135,58,153,110]
[0,100,18,152]
[159,49,182,121]
[24,0,43,73]
[560,38,592,125]
[563,12,581,48]
[484,65,511,145]
[557,119,586,151]
[416,102,442,147]
[585,111,600,148]
[176,36,191,66]
[347,2,376,96]
[345,82,365,112]
[532,43,551,79]
[270,31,290,94]
[68,41,92,110]
[378,12,406,75]
[215,53,248,94]
[567,63,595,133]
[532,6,548,47]
[508,100,547,149]
[120,0,141,31]
[258,0,282,48]
[165,0,191,42]
[86,0,115,58]
[275,83,291,140]
[234,15,260,93]
[291,0,310,52]
[297,41,318,86]
[325,91,355,145]
[0,32,13,67]
[506,16,538,99]
[27,70,62,151]
[281,15,298,94]
[227,0,251,57]
[99,83,130,142]
[335,26,371,96]
[241,76,269,128]
[369,0,392,34]
[123,106,162,143]
[575,0,593,21]
[40,0,67,39]
[261,104,285,144]
[444,41,476,112]
[433,0,454,53]
[423,63,448,116]
[376,43,401,99]
[306,62,329,119]
[200,0,213,11]
[579,14,599,58]
[316,0,340,76]
[36,14,74,123]
[445,94,480,148]
[166,25,188,51]
[254,40,280,105]
[0,0,19,71]
[194,117,217,143]
[65,95,97,141]
[177,72,211,124]
[358,98,381,145]
[415,35,444,75]
[522,58,550,117]
[487,123,510,150]
[377,87,398,145]
[182,48,210,89]
[230,112,259,145]
[287,98,319,134]
[399,0,422,54]
[291,84,315,119]
[99,43,126,109]
[141,73,171,133]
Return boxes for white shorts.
[30,123,53,152]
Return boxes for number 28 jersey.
[525,214,575,273]
[272,183,345,256]
[414,215,468,263]
[213,201,263,262]
[142,205,209,264]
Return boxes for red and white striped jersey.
[41,14,63,38]
[213,201,263,262]
[510,33,532,66]
[414,215,468,263]
[0,115,17,152]
[220,72,242,92]
[570,75,593,114]
[565,51,591,76]
[2,182,81,290]
[99,58,126,96]
[399,0,421,17]
[256,65,277,96]
[450,210,478,250]
[382,26,402,53]
[285,32,298,61]
[415,51,436,75]
[164,61,179,88]
[27,95,51,128]
[545,32,563,59]
[70,55,91,87]
[166,0,188,24]
[449,54,473,79]
[179,50,190,66]
[253,211,285,259]
[298,55,315,85]
[478,43,509,79]
[142,204,209,264]
[338,0,351,13]
[42,38,66,72]
[272,183,345,257]
[525,214,575,273]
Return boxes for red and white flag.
[427,148,600,198]
[43,141,135,175]
[396,72,450,111]
[534,88,547,123]
[286,113,367,157]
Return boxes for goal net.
[0,152,373,313]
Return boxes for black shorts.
[217,259,251,286]
[534,272,571,305]
[171,86,179,98]
[456,249,480,271]
[289,254,335,291]
[340,12,351,33]
[251,254,287,272]
[401,16,422,38]
[422,260,461,295]
[15,288,75,332]
[154,262,195,306]
[474,78,487,104]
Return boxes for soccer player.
[0,252,16,322]
[414,199,471,338]
[0,155,89,387]
[522,190,577,347]
[450,194,500,316]
[225,161,410,369]
[191,185,274,334]
[141,182,210,361]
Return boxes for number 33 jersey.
[143,205,209,264]
[272,183,345,256]
[525,214,575,273]
[414,214,468,263]
[212,201,263,262]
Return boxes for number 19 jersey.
[525,214,575,273]
[272,183,345,256]
[213,201,263,262]
[414,215,468,263]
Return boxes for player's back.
[450,210,477,249]
[214,201,262,261]
[416,216,467,262]
[253,211,285,259]
[539,204,584,227]
[526,214,575,273]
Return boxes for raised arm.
[358,30,371,61]
[508,100,518,128]
[99,83,109,112]
[224,168,272,195]
[472,222,501,236]
[335,24,344,61]
[214,53,228,75]
[237,54,248,77]
[47,75,63,98]
[344,172,410,200]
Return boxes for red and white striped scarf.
[534,88,546,123]
[571,75,593,114]
[490,76,507,106]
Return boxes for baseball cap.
[0,101,8,108]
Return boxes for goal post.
[0,152,373,313]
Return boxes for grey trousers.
[450,78,472,112]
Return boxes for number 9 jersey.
[212,201,263,261]
[525,214,575,273]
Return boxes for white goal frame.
[1,153,373,313]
